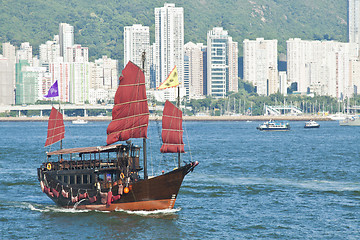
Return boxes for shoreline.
[0,115,333,122]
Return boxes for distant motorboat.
[72,119,88,124]
[256,120,290,131]
[304,120,320,128]
[339,115,360,126]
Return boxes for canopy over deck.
[46,144,130,156]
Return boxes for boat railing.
[44,156,141,172]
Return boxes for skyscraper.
[154,3,184,91]
[207,27,238,98]
[124,24,150,88]
[0,43,16,105]
[243,38,278,96]
[184,42,204,99]
[287,38,358,99]
[39,37,61,64]
[349,0,360,44]
[59,23,74,58]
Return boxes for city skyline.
[0,1,359,106]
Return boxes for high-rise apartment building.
[69,62,90,104]
[124,24,150,88]
[0,57,15,105]
[184,42,204,99]
[349,0,360,44]
[287,38,358,99]
[243,38,278,96]
[2,42,16,63]
[49,62,70,102]
[88,56,118,104]
[0,43,16,105]
[39,36,61,63]
[16,42,33,66]
[207,27,238,98]
[228,41,239,93]
[154,3,184,101]
[66,44,88,63]
[59,23,74,58]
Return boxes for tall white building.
[287,38,358,99]
[154,3,184,101]
[39,38,61,64]
[243,38,278,96]
[70,62,90,104]
[59,23,74,58]
[48,62,71,102]
[124,24,150,88]
[16,42,33,65]
[89,56,118,104]
[349,0,360,45]
[278,71,288,96]
[2,42,16,63]
[207,27,238,98]
[0,56,15,105]
[1,43,16,105]
[66,44,88,63]
[184,42,204,99]
[228,41,239,93]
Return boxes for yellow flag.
[157,66,179,90]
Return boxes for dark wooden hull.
[38,162,197,211]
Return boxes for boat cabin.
[38,143,142,191]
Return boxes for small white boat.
[304,120,320,128]
[256,120,290,131]
[72,119,88,124]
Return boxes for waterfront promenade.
[0,115,333,122]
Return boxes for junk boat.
[38,61,198,211]
[256,120,290,131]
[304,120,320,128]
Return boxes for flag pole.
[141,51,148,180]
[177,85,180,168]
[58,94,62,150]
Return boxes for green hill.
[0,0,348,65]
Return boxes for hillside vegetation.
[0,0,348,65]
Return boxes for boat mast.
[142,52,148,179]
[58,97,63,150]
[177,85,181,168]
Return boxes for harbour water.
[0,121,359,239]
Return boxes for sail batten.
[45,107,65,147]
[110,113,150,122]
[106,61,149,145]
[160,100,185,153]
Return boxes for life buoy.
[46,163,52,170]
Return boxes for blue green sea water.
[0,120,359,239]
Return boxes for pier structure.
[265,105,303,116]
[0,104,162,117]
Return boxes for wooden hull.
[38,162,197,211]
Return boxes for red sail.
[160,100,185,153]
[45,107,65,147]
[106,61,149,145]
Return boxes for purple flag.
[44,80,59,98]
